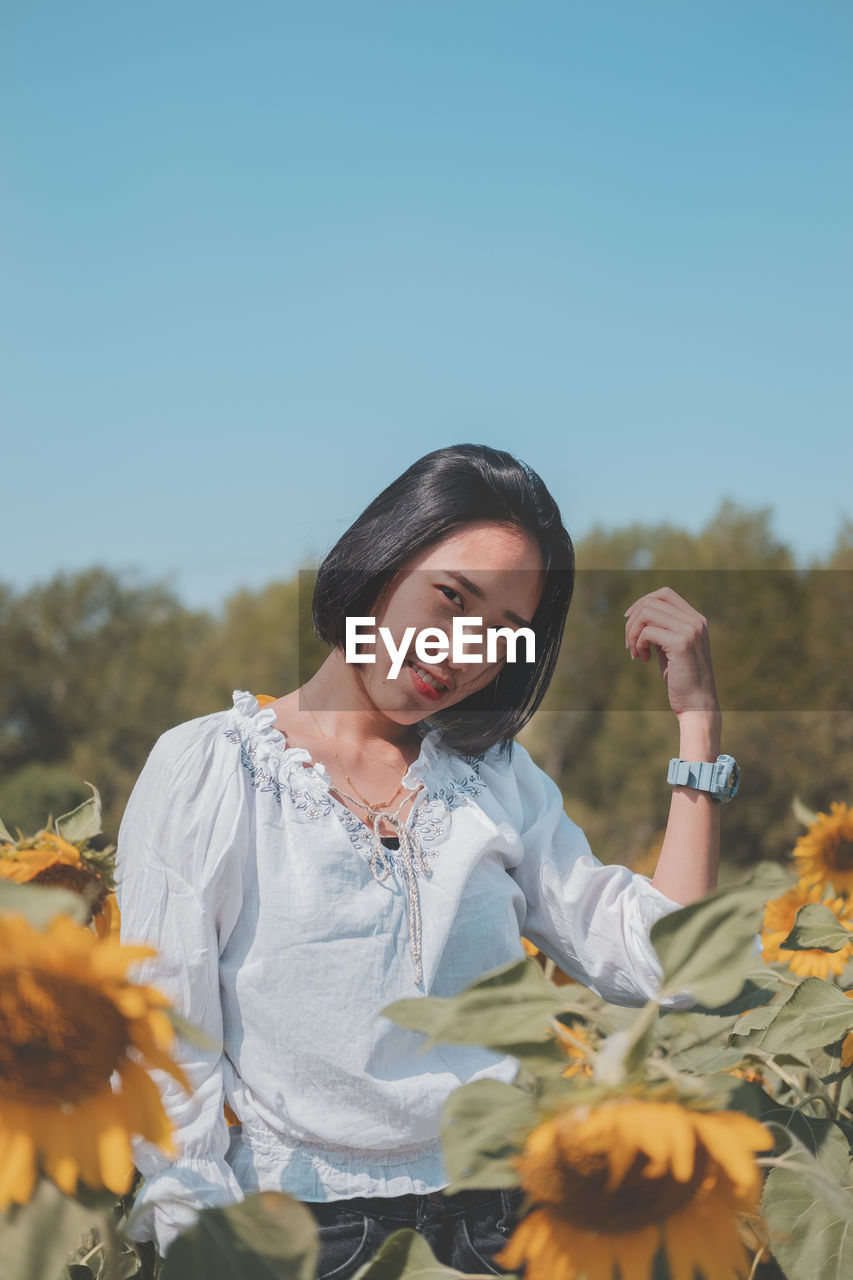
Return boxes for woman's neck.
[297,649,423,764]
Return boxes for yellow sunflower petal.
[0,1126,38,1209]
[88,939,157,981]
[598,1225,660,1280]
[40,1109,82,1196]
[665,1199,747,1280]
[842,1033,853,1069]
[64,1103,108,1190]
[495,1210,581,1280]
[607,1103,696,1184]
[693,1112,771,1201]
[96,1114,135,1195]
[116,1058,177,1152]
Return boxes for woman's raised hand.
[624,586,720,718]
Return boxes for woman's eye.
[438,585,464,608]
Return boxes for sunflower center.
[0,967,129,1105]
[825,838,853,872]
[31,865,108,920]
[545,1147,711,1233]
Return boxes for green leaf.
[792,795,819,828]
[762,1128,853,1280]
[160,1191,318,1280]
[0,815,15,842]
[350,1226,512,1279]
[439,1079,537,1191]
[55,783,102,843]
[688,974,779,1019]
[651,862,792,1007]
[761,1110,849,1168]
[382,959,578,1051]
[730,1000,783,1045]
[781,902,853,952]
[0,878,89,927]
[758,978,853,1056]
[500,1037,578,1081]
[668,1042,747,1076]
[592,1001,659,1086]
[0,1178,102,1280]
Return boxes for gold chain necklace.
[300,687,415,816]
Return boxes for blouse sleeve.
[503,742,694,1010]
[113,714,249,1258]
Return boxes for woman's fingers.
[622,587,718,714]
[624,591,706,661]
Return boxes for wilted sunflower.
[495,1097,773,1280]
[761,879,853,978]
[0,911,190,1210]
[792,802,853,893]
[0,830,109,924]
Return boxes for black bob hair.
[312,444,575,758]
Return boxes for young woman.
[115,444,726,1276]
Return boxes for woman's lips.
[406,660,449,701]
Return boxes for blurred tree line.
[1,500,851,872]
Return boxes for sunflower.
[0,830,109,925]
[0,910,190,1210]
[495,1097,774,1280]
[553,1019,595,1079]
[760,879,853,978]
[792,802,853,893]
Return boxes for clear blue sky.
[3,0,851,611]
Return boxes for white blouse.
[114,690,688,1257]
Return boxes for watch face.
[711,755,739,801]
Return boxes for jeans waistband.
[307,1185,509,1225]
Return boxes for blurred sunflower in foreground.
[792,801,853,893]
[0,911,190,1210]
[495,1096,774,1280]
[0,829,109,923]
[760,879,853,978]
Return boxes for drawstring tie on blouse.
[331,784,432,986]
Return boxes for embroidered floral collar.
[223,690,487,987]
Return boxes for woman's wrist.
[675,708,722,761]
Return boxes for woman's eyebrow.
[444,570,533,629]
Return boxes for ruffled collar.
[228,690,445,791]
[227,691,468,988]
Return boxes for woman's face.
[354,520,546,725]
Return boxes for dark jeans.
[305,1186,526,1279]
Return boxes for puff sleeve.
[504,743,694,1009]
[113,714,249,1257]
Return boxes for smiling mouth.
[406,660,451,693]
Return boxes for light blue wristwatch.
[667,754,740,803]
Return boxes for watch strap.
[667,759,716,790]
[667,754,739,803]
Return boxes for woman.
[115,444,725,1276]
